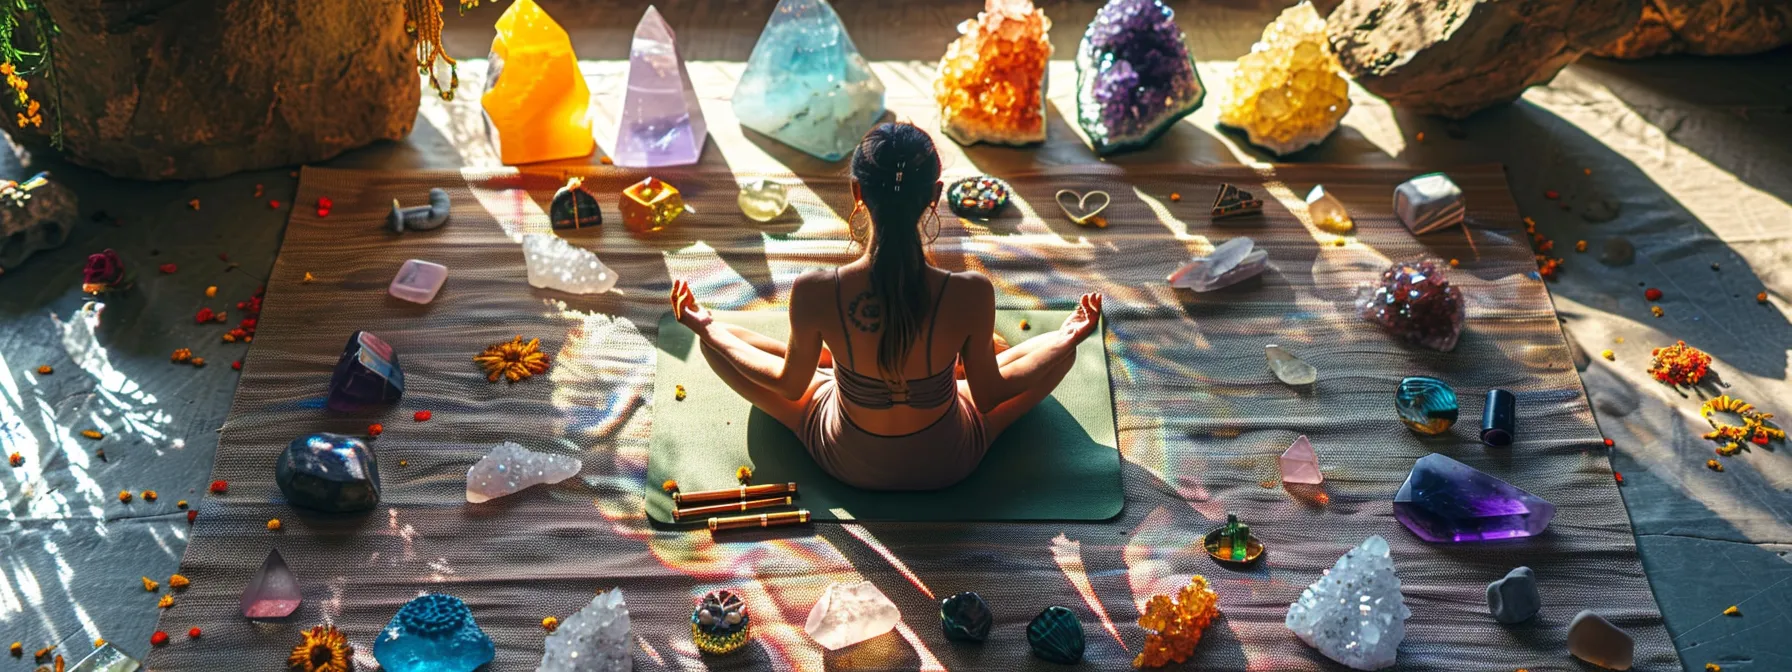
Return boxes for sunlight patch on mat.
[1050,533,1128,651]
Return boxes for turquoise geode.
[733,0,886,161]
[372,594,494,672]
[1027,606,1086,664]
[1074,0,1205,155]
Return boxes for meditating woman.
[671,122,1102,490]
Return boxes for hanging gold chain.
[402,0,458,101]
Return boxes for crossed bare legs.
[696,321,1082,439]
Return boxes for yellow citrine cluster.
[935,0,1053,146]
[1217,2,1351,155]
[1133,575,1221,668]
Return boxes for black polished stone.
[276,432,381,513]
[940,591,993,642]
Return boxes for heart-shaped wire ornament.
[1054,189,1112,227]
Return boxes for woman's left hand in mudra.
[1059,292,1103,345]
[671,279,713,334]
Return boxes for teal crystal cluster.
[1027,606,1085,664]
[1074,0,1205,155]
[733,0,886,161]
[373,594,495,672]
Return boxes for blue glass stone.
[276,433,381,512]
[1027,606,1085,664]
[940,591,993,642]
[1074,0,1205,155]
[373,594,494,672]
[326,331,404,412]
[1396,376,1458,435]
[732,0,885,161]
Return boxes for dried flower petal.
[541,616,559,632]
[414,410,432,422]
[209,480,228,494]
[475,336,552,383]
[157,594,173,609]
[141,576,158,592]
[267,518,282,531]
[81,429,103,439]
[169,574,189,589]
[661,479,678,493]
[35,365,50,375]
[736,466,753,485]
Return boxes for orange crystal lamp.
[480,0,595,165]
[620,177,684,233]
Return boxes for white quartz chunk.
[523,233,617,294]
[466,441,583,503]
[538,589,632,672]
[804,581,900,650]
[1285,535,1410,670]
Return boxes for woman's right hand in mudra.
[671,279,713,334]
[1060,292,1103,344]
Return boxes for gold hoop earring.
[847,201,869,248]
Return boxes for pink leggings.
[799,373,990,491]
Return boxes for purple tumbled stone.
[326,331,405,412]
[1356,259,1465,352]
[1394,453,1555,542]
[1074,0,1205,154]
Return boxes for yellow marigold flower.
[157,594,173,609]
[1,62,15,76]
[289,625,352,672]
[735,465,752,485]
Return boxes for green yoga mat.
[647,310,1121,524]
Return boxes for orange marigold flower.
[475,336,551,383]
[1132,575,1220,668]
[660,479,678,493]
[735,466,752,485]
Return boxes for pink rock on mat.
[1279,435,1324,485]
[389,259,447,304]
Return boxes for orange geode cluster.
[1133,575,1221,668]
[935,0,1052,146]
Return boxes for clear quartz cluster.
[935,0,1053,146]
[1217,2,1351,155]
[1285,535,1409,671]
[523,234,617,295]
[466,441,583,503]
[538,590,632,672]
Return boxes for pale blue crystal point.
[614,5,707,167]
[732,0,886,161]
[373,594,495,672]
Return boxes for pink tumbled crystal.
[1356,259,1465,352]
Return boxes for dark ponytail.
[849,122,943,383]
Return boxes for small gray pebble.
[1486,566,1541,624]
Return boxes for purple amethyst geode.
[1075,0,1205,155]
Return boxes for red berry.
[231,360,243,371]
[159,263,178,274]
[1753,434,1770,445]
[187,627,201,638]
[209,480,228,494]
[413,410,432,422]
[1644,288,1663,301]
[150,631,169,646]
[1614,472,1624,484]
[1544,190,1559,200]
[316,207,331,217]
[369,423,384,437]
[268,200,281,209]
[194,308,215,323]
[1604,438,1614,447]
[187,509,198,523]
[218,252,230,262]
[318,196,334,209]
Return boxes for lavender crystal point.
[241,548,303,619]
[614,6,707,168]
[1167,237,1268,292]
[326,331,404,411]
[1394,453,1556,543]
[1074,0,1205,155]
